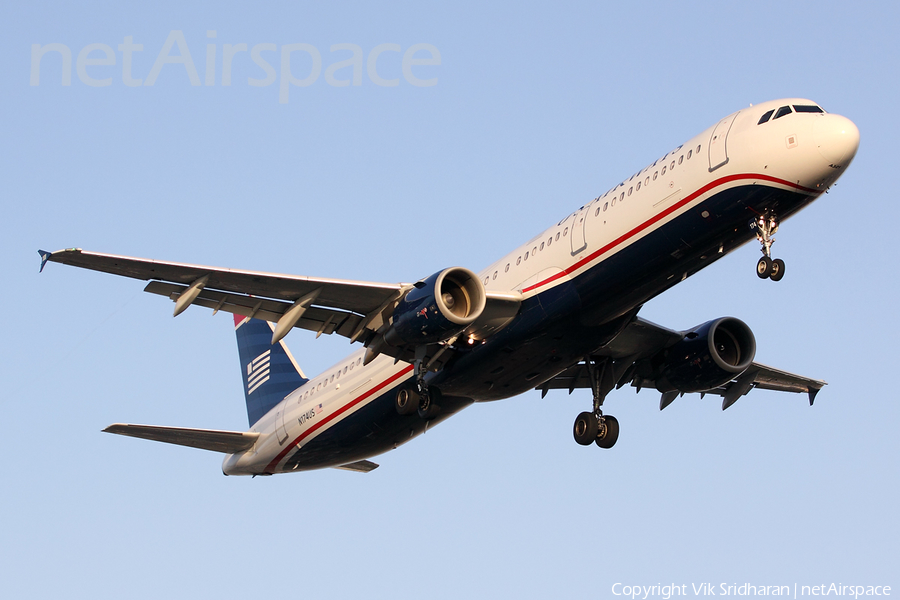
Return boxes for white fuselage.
[223,98,859,475]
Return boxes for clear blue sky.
[3,2,898,598]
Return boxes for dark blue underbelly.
[433,184,814,401]
[291,183,815,470]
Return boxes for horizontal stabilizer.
[103,424,259,453]
[333,459,379,473]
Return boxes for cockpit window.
[793,104,824,113]
[758,109,775,125]
[773,105,793,120]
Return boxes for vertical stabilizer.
[234,315,308,426]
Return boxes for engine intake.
[657,317,756,393]
[384,267,486,346]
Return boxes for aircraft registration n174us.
[40,98,859,475]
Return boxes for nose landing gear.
[752,213,786,281]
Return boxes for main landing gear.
[394,358,441,419]
[573,411,619,448]
[572,358,620,449]
[752,213,785,281]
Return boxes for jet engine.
[657,317,756,393]
[384,267,486,347]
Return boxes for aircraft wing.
[40,248,521,362]
[41,247,402,321]
[104,424,259,453]
[537,317,825,410]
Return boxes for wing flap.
[143,281,364,337]
[45,248,403,314]
[747,362,826,396]
[538,362,591,393]
[103,424,260,453]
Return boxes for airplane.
[39,97,859,475]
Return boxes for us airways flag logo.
[247,350,271,395]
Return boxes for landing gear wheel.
[417,387,442,420]
[573,412,599,446]
[595,415,619,449]
[395,389,419,416]
[756,256,773,279]
[770,258,786,282]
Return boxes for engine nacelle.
[657,317,756,393]
[384,267,486,346]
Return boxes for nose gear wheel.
[751,213,786,281]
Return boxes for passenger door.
[275,400,289,444]
[569,205,588,255]
[708,111,739,172]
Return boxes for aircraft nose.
[813,114,860,167]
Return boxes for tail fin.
[234,315,308,426]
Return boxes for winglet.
[809,387,821,406]
[38,249,52,273]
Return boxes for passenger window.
[644,176,650,185]
[555,232,560,241]
[603,202,608,212]
[636,181,641,191]
[533,246,537,255]
[539,242,544,251]
[687,149,692,159]
[344,366,348,374]
[516,256,521,265]
[492,271,498,280]
[661,166,666,175]
[524,252,529,260]
[758,109,775,124]
[547,237,552,246]
[653,171,658,180]
[670,161,675,170]
[774,105,792,119]
[611,197,616,207]
[678,155,683,165]
[628,187,633,196]
[696,145,701,153]
[505,263,510,273]
[595,207,601,216]
[619,192,624,202]
[563,227,568,236]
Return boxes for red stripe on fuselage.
[521,173,816,294]
[264,364,415,473]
